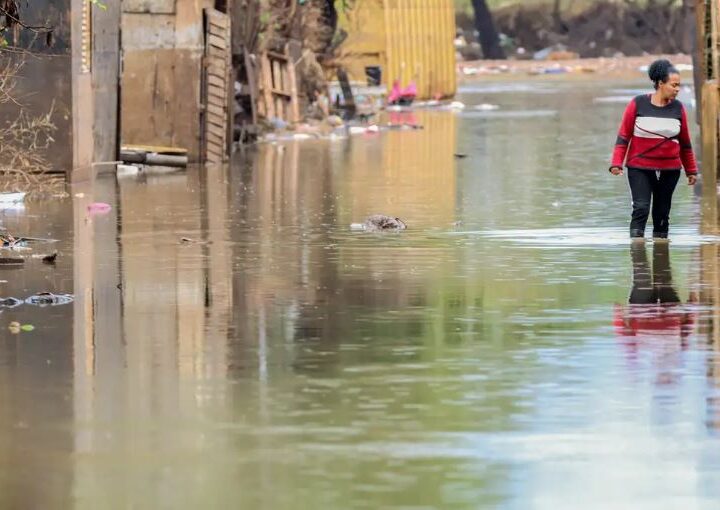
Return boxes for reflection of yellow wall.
[334,0,456,99]
[340,111,457,226]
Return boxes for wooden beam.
[92,0,121,165]
[71,0,94,180]
[701,80,719,198]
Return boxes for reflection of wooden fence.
[695,0,720,193]
[202,8,233,163]
[257,48,300,124]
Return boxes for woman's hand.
[687,174,697,186]
[609,166,623,176]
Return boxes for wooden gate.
[202,9,232,163]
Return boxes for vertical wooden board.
[286,55,300,123]
[244,52,259,124]
[701,81,719,198]
[260,53,276,119]
[202,8,232,163]
[124,0,176,14]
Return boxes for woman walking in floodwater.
[609,59,698,240]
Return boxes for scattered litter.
[0,298,22,308]
[292,133,314,140]
[454,153,469,159]
[7,322,32,333]
[74,193,85,198]
[117,164,142,177]
[349,126,368,135]
[473,104,500,111]
[37,252,58,264]
[352,215,407,232]
[0,192,26,204]
[179,237,210,245]
[120,145,189,168]
[25,292,74,306]
[448,101,466,110]
[87,202,112,215]
[366,125,380,133]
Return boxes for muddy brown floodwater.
[3,78,720,509]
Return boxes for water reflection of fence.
[340,111,457,227]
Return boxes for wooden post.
[694,0,707,125]
[260,52,276,119]
[712,0,720,82]
[71,0,120,180]
[701,81,719,199]
[286,45,300,124]
[91,0,121,167]
[71,0,94,181]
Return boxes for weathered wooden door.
[202,8,232,163]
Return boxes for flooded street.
[4,79,720,509]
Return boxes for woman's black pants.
[627,168,681,238]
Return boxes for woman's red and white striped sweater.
[610,94,697,175]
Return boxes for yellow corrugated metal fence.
[335,0,456,99]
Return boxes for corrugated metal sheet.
[334,0,456,99]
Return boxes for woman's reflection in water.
[614,242,697,383]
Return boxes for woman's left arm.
[679,106,698,178]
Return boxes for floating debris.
[454,153,469,159]
[473,104,500,111]
[39,252,58,264]
[0,192,26,204]
[179,237,210,245]
[352,215,407,232]
[0,297,23,308]
[87,202,112,215]
[25,292,74,306]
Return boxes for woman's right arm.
[609,99,637,172]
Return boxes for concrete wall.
[121,0,214,161]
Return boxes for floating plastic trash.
[473,104,500,111]
[0,297,23,308]
[25,292,74,306]
[87,202,112,215]
[0,192,26,204]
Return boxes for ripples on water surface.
[2,80,720,509]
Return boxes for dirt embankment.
[457,1,695,59]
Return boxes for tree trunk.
[471,0,506,60]
[552,0,568,33]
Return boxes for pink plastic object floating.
[87,202,112,215]
[388,80,402,104]
[401,81,417,99]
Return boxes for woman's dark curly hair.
[648,59,679,89]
